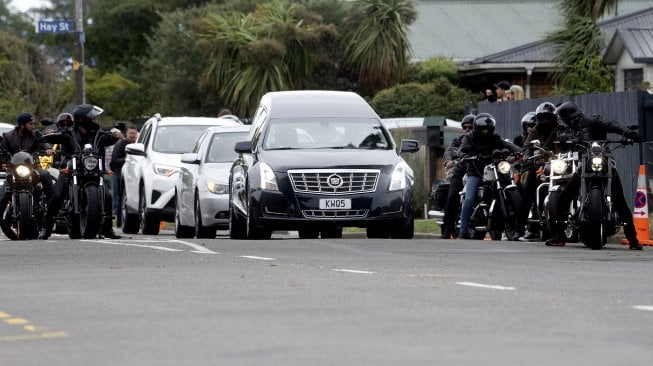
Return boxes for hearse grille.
[288,169,379,194]
[302,210,368,219]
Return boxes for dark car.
[228,90,420,240]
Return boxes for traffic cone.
[622,165,653,246]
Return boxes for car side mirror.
[234,140,252,154]
[125,143,146,156]
[180,153,200,164]
[399,139,419,153]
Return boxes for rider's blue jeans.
[459,175,482,237]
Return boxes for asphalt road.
[1,230,653,366]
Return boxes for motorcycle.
[50,131,112,239]
[549,138,635,249]
[0,151,47,240]
[460,149,523,240]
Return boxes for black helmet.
[535,102,556,122]
[461,114,475,129]
[520,112,537,134]
[72,104,103,130]
[556,101,582,123]
[473,113,496,134]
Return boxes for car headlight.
[259,162,278,191]
[497,161,511,175]
[83,156,99,170]
[591,156,604,172]
[551,159,568,175]
[206,179,228,194]
[153,164,180,177]
[389,161,412,191]
[15,165,31,178]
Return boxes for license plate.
[319,198,351,209]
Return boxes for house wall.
[615,51,653,91]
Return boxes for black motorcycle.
[50,131,112,239]
[460,149,522,240]
[0,151,47,240]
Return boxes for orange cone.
[622,165,653,246]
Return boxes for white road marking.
[332,269,376,274]
[240,256,276,261]
[81,240,183,252]
[632,305,653,312]
[166,239,218,254]
[456,281,516,291]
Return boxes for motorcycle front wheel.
[80,185,102,239]
[17,192,33,240]
[581,187,607,250]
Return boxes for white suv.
[121,114,241,234]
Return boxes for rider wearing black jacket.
[440,115,474,239]
[0,113,55,230]
[457,113,520,239]
[545,101,643,250]
[38,104,122,240]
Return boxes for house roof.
[465,6,653,65]
[603,28,653,64]
[409,0,653,62]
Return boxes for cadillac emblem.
[327,174,343,188]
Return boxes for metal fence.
[476,90,653,210]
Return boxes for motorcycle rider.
[457,113,520,239]
[38,104,122,240]
[441,114,474,239]
[545,101,643,250]
[0,112,55,229]
[513,111,536,148]
[518,102,560,241]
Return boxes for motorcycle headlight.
[389,161,413,191]
[591,156,604,172]
[206,179,228,194]
[15,165,31,178]
[153,164,180,177]
[259,162,278,191]
[551,159,568,175]
[83,156,99,170]
[497,161,511,175]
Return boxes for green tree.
[195,0,337,116]
[342,0,415,96]
[402,58,459,84]
[371,78,476,119]
[547,0,618,94]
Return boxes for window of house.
[623,69,643,90]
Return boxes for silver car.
[174,125,251,238]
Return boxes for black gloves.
[624,130,644,142]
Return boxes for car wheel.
[195,196,215,239]
[229,200,247,239]
[140,186,160,235]
[246,193,271,240]
[391,212,414,239]
[174,210,194,238]
[321,228,343,239]
[121,185,140,234]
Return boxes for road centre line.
[240,256,276,261]
[456,282,516,291]
[82,240,183,252]
[632,305,653,312]
[332,269,376,274]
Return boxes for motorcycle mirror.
[529,139,541,147]
[40,118,55,127]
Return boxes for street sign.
[36,20,75,34]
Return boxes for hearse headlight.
[591,156,604,172]
[259,162,279,191]
[389,162,412,191]
[497,161,511,175]
[551,159,568,175]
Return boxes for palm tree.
[342,0,415,96]
[547,0,619,93]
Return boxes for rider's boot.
[623,222,643,250]
[38,219,52,240]
[101,219,121,239]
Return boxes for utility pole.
[74,0,85,105]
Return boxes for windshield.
[263,118,391,150]
[206,131,249,163]
[153,125,212,153]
